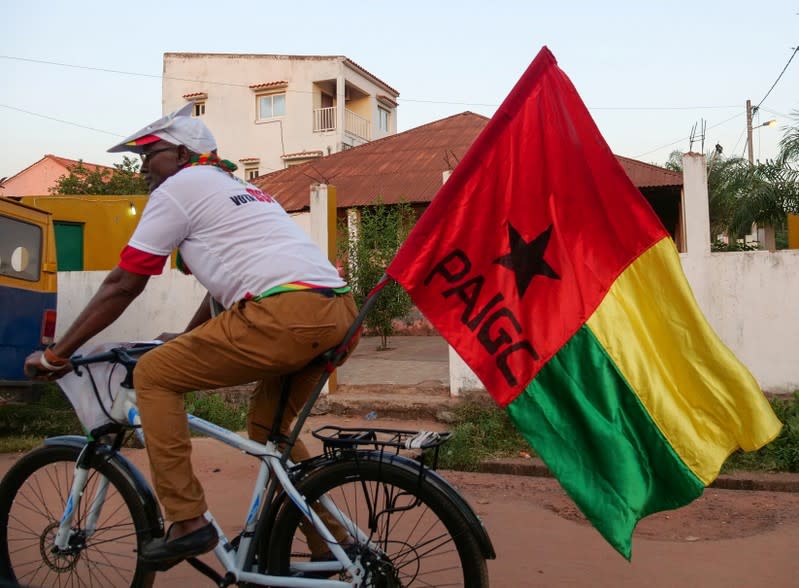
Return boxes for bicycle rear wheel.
[266,457,489,587]
[0,444,155,588]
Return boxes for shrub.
[436,399,529,471]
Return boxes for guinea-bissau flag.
[385,47,782,558]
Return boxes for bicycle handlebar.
[70,343,161,369]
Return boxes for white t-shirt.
[120,165,345,308]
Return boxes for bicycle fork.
[52,443,107,552]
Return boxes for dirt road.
[3,415,799,587]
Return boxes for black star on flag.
[493,223,560,297]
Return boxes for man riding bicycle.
[24,103,359,564]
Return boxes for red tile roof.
[343,58,399,97]
[249,81,288,91]
[254,112,682,212]
[614,155,683,188]
[183,92,208,100]
[45,154,117,174]
[377,94,398,107]
[282,150,324,160]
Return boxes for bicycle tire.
[265,458,489,587]
[0,444,155,588]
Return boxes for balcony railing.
[344,109,370,141]
[313,107,336,133]
[312,107,372,141]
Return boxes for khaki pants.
[135,291,359,554]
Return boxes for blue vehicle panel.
[0,287,57,381]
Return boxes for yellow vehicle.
[0,197,58,384]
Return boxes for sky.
[1,0,797,180]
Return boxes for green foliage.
[436,400,529,471]
[666,149,798,247]
[725,392,799,473]
[777,109,799,166]
[340,200,415,349]
[51,156,148,195]
[0,387,82,441]
[711,239,759,252]
[185,392,247,433]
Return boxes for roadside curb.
[478,458,799,493]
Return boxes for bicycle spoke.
[271,460,485,587]
[1,448,149,588]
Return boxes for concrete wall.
[55,269,207,346]
[451,153,799,395]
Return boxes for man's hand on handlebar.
[24,351,73,381]
[154,332,182,343]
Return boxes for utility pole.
[745,99,754,164]
[745,99,777,250]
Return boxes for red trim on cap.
[126,134,162,147]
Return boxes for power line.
[755,46,799,110]
[760,106,791,119]
[0,54,779,161]
[0,54,746,112]
[0,103,123,136]
[632,112,745,158]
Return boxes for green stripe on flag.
[506,324,704,558]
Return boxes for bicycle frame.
[52,386,373,587]
[50,274,431,586]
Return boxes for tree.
[666,148,799,248]
[340,200,415,350]
[777,109,799,166]
[50,156,148,195]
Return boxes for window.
[258,93,286,120]
[246,167,260,181]
[0,216,42,281]
[378,106,391,132]
[193,101,206,117]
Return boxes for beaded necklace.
[182,152,238,172]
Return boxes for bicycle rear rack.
[313,426,452,470]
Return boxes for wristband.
[39,353,64,372]
[44,345,69,367]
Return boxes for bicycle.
[0,278,495,587]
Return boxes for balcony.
[313,107,371,141]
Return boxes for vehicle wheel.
[266,458,489,587]
[0,444,155,587]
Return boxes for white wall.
[681,250,799,393]
[55,270,207,346]
[451,153,799,395]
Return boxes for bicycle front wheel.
[0,444,155,588]
[266,457,489,587]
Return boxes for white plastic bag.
[57,341,158,432]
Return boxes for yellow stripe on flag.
[586,238,781,484]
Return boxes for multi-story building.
[162,53,400,180]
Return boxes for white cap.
[107,103,217,154]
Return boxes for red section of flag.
[386,47,668,407]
